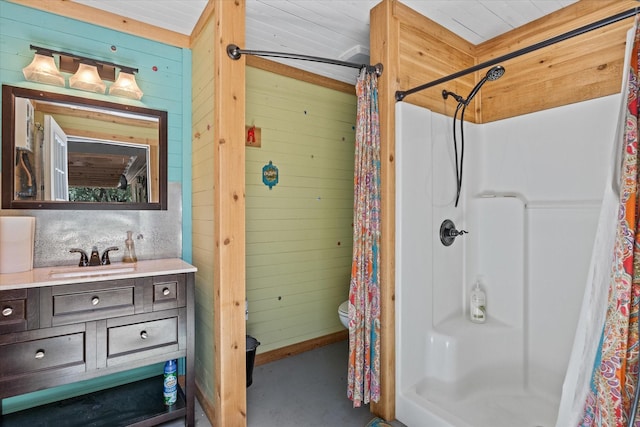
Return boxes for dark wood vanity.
[0,259,195,426]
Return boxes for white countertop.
[0,258,197,290]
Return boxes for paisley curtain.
[578,21,640,427]
[347,67,381,407]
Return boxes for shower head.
[486,65,505,81]
[464,65,505,105]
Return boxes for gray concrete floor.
[247,339,394,427]
[164,340,404,427]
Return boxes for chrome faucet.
[69,246,119,266]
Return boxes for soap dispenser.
[122,231,138,263]
[469,278,486,324]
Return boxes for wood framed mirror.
[2,85,167,210]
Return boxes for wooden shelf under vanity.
[0,375,187,427]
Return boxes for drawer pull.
[2,306,12,316]
[163,287,171,296]
[91,296,100,306]
[140,330,148,340]
[35,350,45,360]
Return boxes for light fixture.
[69,63,106,94]
[22,49,65,87]
[23,45,142,99]
[109,68,143,100]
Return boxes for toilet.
[338,300,349,328]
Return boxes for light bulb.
[69,63,106,94]
[109,70,143,100]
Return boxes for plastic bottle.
[122,230,137,263]
[469,279,486,324]
[163,359,177,406]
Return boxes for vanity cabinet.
[0,260,195,427]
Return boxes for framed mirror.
[2,85,167,210]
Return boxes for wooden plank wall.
[476,0,636,122]
[190,2,216,420]
[394,1,479,122]
[391,0,637,124]
[244,62,356,354]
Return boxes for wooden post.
[213,0,247,425]
[370,0,398,421]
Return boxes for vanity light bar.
[30,45,139,80]
[26,45,143,99]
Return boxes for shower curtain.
[347,67,381,407]
[556,19,640,427]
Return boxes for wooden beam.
[213,0,246,426]
[370,0,398,421]
[5,0,190,48]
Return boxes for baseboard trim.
[195,380,215,425]
[255,330,348,366]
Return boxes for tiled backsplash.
[1,183,182,268]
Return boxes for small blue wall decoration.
[262,161,279,189]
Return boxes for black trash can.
[246,335,260,387]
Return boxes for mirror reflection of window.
[66,137,150,203]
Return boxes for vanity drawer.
[0,288,38,334]
[54,287,133,316]
[43,280,142,326]
[0,329,85,379]
[151,275,186,311]
[108,316,178,358]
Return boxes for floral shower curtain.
[578,21,640,427]
[347,67,381,407]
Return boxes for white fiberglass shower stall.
[395,96,620,427]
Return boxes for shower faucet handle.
[439,219,468,247]
[448,228,468,237]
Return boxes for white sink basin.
[49,265,135,279]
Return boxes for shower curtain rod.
[226,44,384,76]
[395,7,638,102]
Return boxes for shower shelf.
[434,314,515,335]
